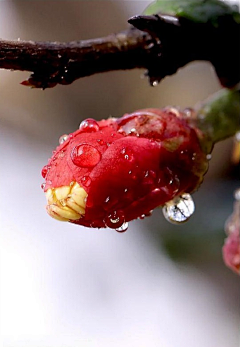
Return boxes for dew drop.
[192,153,196,161]
[110,217,119,223]
[147,42,154,49]
[183,107,195,118]
[115,222,128,233]
[206,154,212,160]
[71,144,101,168]
[234,188,240,201]
[103,195,119,210]
[105,210,125,229]
[118,119,139,136]
[105,196,110,204]
[151,80,159,87]
[235,131,240,142]
[97,139,105,145]
[79,118,99,132]
[41,183,46,190]
[58,150,66,159]
[151,188,161,195]
[121,148,134,162]
[41,165,48,178]
[162,193,195,224]
[80,175,92,187]
[145,210,153,217]
[59,134,68,145]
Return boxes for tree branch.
[0,3,239,89]
[0,28,159,89]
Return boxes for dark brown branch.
[0,28,159,89]
[0,11,239,89]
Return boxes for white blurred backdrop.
[0,2,239,347]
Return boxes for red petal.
[42,109,208,228]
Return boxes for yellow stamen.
[45,182,87,222]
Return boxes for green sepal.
[194,88,240,148]
[144,0,240,26]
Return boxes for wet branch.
[0,11,239,89]
[0,28,159,89]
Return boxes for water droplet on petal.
[121,148,134,162]
[115,222,128,233]
[41,165,48,178]
[59,134,68,145]
[192,153,196,161]
[235,131,240,142]
[151,80,159,87]
[79,118,99,132]
[71,144,101,168]
[97,139,105,145]
[151,188,161,196]
[147,42,154,50]
[206,154,212,160]
[105,196,110,204]
[80,175,92,187]
[162,193,195,224]
[105,210,125,229]
[103,195,119,210]
[234,188,240,201]
[183,107,195,118]
[145,210,153,217]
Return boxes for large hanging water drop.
[79,118,100,132]
[115,222,128,233]
[71,144,101,168]
[162,193,195,224]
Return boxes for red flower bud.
[222,190,240,274]
[41,108,209,230]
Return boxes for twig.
[0,28,159,89]
[0,9,239,89]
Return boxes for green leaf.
[144,0,240,25]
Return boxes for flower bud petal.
[42,108,208,229]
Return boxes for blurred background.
[0,2,239,347]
